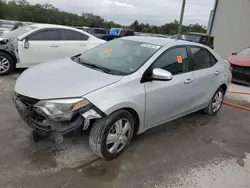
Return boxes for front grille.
[231,65,250,85]
[15,94,52,131]
[17,94,46,121]
[18,94,39,107]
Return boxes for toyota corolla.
[13,37,232,160]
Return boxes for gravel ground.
[1,71,250,188]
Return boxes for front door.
[144,46,196,129]
[18,29,61,66]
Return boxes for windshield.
[2,25,37,39]
[180,34,201,43]
[238,48,250,57]
[77,39,161,75]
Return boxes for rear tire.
[0,52,14,76]
[89,110,134,160]
[204,87,225,115]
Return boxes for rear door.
[58,29,90,58]
[144,46,197,129]
[18,29,61,66]
[187,45,222,108]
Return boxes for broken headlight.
[34,98,90,121]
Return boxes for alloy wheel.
[0,56,10,74]
[212,91,223,112]
[106,118,132,154]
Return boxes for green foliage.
[130,19,206,34]
[0,0,206,34]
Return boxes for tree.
[130,20,139,31]
[0,1,206,34]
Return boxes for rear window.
[94,29,107,34]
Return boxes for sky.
[26,0,215,26]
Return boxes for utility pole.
[178,0,186,36]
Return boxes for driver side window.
[29,30,60,41]
[152,47,188,75]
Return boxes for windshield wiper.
[81,62,114,74]
[72,56,127,75]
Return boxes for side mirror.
[232,52,237,55]
[23,39,29,49]
[152,68,173,81]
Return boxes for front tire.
[204,87,225,115]
[0,52,14,76]
[89,110,134,160]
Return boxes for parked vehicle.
[78,28,135,41]
[179,32,214,49]
[84,27,108,39]
[227,47,250,85]
[0,24,105,75]
[103,28,135,41]
[110,28,134,37]
[13,37,231,160]
[0,21,27,36]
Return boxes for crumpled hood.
[228,55,250,67]
[15,58,123,99]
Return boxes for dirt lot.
[1,71,250,188]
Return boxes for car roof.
[185,32,214,37]
[87,27,107,30]
[122,36,203,47]
[30,23,78,30]
[29,24,94,38]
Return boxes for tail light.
[225,59,232,71]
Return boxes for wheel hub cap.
[0,56,10,73]
[212,91,223,112]
[106,119,132,154]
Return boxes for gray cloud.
[27,0,215,26]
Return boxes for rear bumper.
[13,96,84,135]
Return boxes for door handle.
[215,71,221,75]
[80,44,87,46]
[50,44,58,47]
[184,78,194,84]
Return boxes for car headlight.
[34,98,90,120]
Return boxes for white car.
[0,24,106,75]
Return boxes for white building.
[207,0,250,58]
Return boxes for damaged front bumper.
[231,65,250,86]
[13,93,103,136]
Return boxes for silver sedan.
[14,37,232,160]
